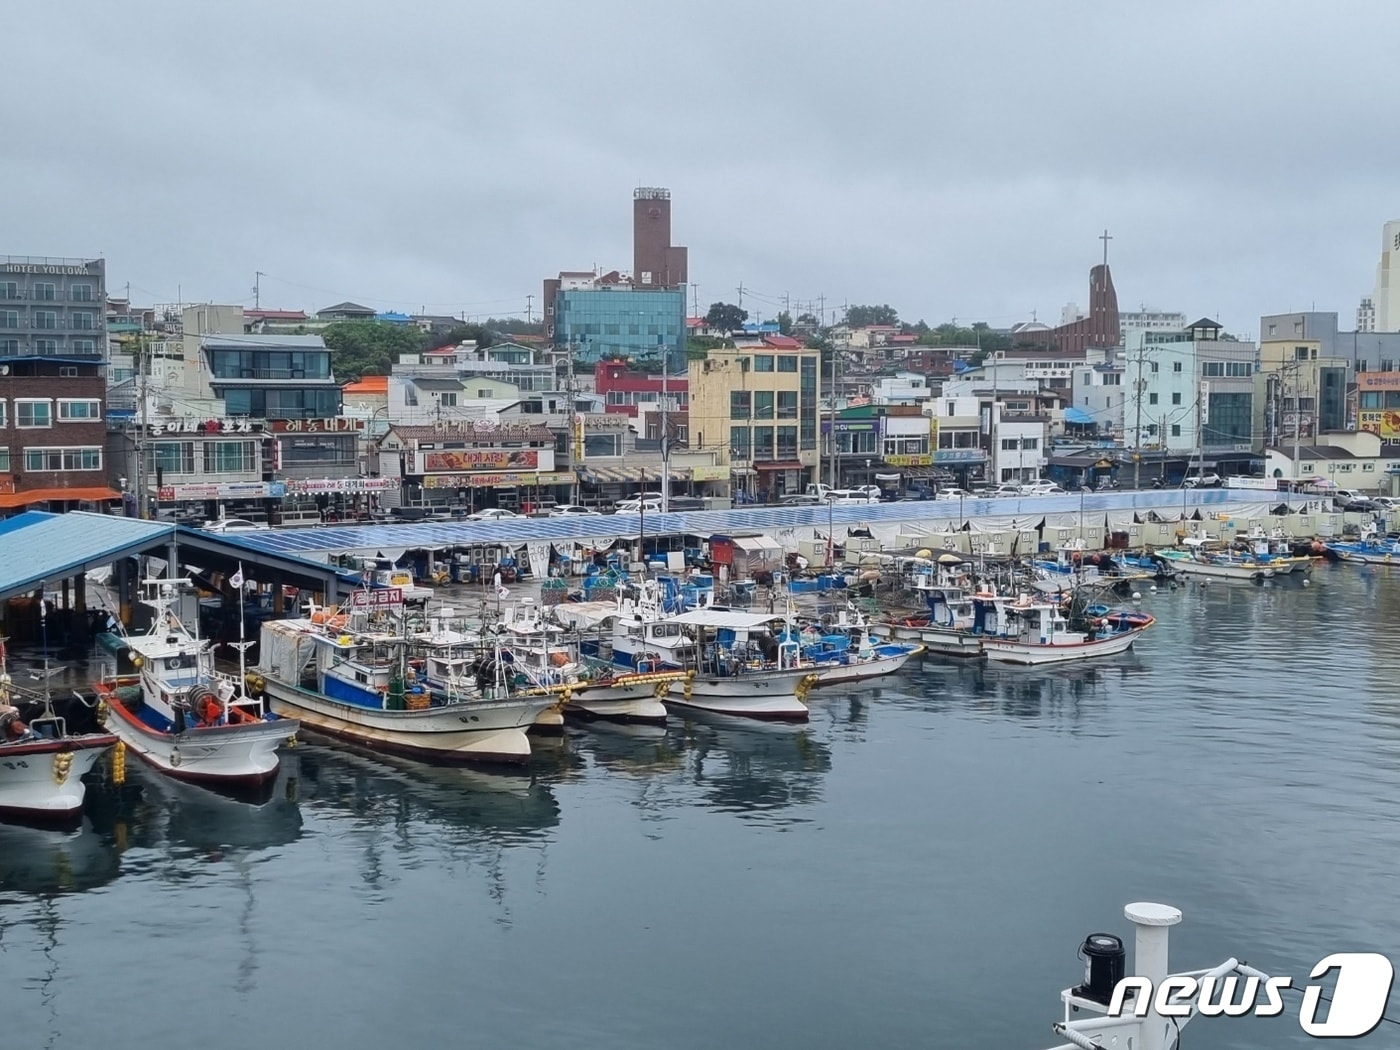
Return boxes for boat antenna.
[229,563,254,703]
[39,587,55,716]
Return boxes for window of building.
[1295,347,1309,361]
[729,425,750,458]
[1103,373,1121,385]
[69,283,94,302]
[35,339,57,354]
[32,282,56,301]
[0,282,17,299]
[150,441,196,474]
[1204,392,1252,445]
[1171,424,1181,437]
[800,357,816,392]
[776,391,797,419]
[203,440,258,474]
[777,426,798,458]
[1021,437,1039,450]
[70,311,96,331]
[0,339,17,354]
[0,310,17,328]
[1226,362,1251,377]
[1148,392,1159,405]
[752,426,774,459]
[25,446,102,471]
[438,392,458,407]
[583,434,620,457]
[730,391,750,420]
[778,356,797,373]
[57,399,102,421]
[33,310,57,329]
[0,447,7,471]
[16,399,51,428]
[800,417,815,450]
[71,339,97,353]
[753,391,775,419]
[1147,424,1159,437]
[1172,392,1182,405]
[754,355,774,372]
[58,364,77,376]
[0,401,5,427]
[1173,361,1183,372]
[1150,361,1159,373]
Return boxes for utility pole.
[1290,366,1302,485]
[134,334,149,519]
[1133,343,1149,489]
[736,283,744,312]
[691,283,699,318]
[253,272,264,310]
[525,294,533,325]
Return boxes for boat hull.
[810,646,923,685]
[664,669,814,722]
[563,679,670,724]
[262,679,554,765]
[982,627,1143,666]
[871,621,984,657]
[0,736,117,819]
[1158,556,1272,581]
[99,691,293,785]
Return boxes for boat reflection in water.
[0,817,122,896]
[291,739,562,847]
[83,756,305,860]
[917,652,1150,724]
[650,709,833,824]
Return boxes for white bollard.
[1126,902,1182,1050]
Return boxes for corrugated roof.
[0,512,175,602]
[342,376,388,393]
[202,333,328,349]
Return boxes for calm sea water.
[4,565,1399,1050]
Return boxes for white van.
[825,488,880,505]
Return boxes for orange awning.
[0,487,122,509]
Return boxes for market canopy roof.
[0,512,175,602]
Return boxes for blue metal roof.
[0,512,176,601]
[212,488,1303,558]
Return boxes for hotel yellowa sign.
[884,454,933,467]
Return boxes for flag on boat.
[230,564,245,589]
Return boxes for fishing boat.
[1155,538,1276,581]
[786,607,924,685]
[496,600,678,725]
[551,579,699,671]
[972,591,1153,666]
[871,556,986,657]
[1041,902,1284,1050]
[1326,522,1400,565]
[1235,523,1313,574]
[252,589,559,765]
[93,579,297,787]
[0,637,117,821]
[657,608,817,721]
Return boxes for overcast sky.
[7,1,1397,338]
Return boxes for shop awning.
[753,459,803,472]
[0,487,121,509]
[580,467,690,483]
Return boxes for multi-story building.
[0,256,107,359]
[1357,370,1400,441]
[1371,220,1400,332]
[927,395,990,487]
[1069,346,1125,436]
[1124,319,1258,475]
[1357,297,1376,334]
[377,420,570,511]
[1257,312,1350,442]
[544,188,689,372]
[0,256,115,513]
[688,343,819,500]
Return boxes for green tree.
[776,311,793,336]
[686,334,732,361]
[322,321,429,379]
[795,312,819,328]
[845,304,899,327]
[433,323,497,350]
[705,301,748,333]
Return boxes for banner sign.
[157,481,286,500]
[270,418,365,433]
[423,471,570,489]
[351,588,403,608]
[286,477,400,494]
[422,449,539,472]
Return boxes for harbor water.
[4,565,1398,1049]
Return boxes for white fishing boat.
[657,608,817,721]
[94,579,297,787]
[0,639,117,821]
[972,592,1153,666]
[1156,537,1275,581]
[786,607,924,685]
[552,579,699,672]
[253,590,559,765]
[1326,521,1400,565]
[497,600,677,725]
[1041,902,1291,1050]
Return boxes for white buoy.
[1303,578,1310,586]
[1149,584,1157,592]
[1132,591,1142,600]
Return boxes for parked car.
[1331,489,1364,509]
[779,494,821,506]
[1182,472,1222,488]
[548,504,595,517]
[465,508,520,522]
[1019,482,1067,496]
[989,484,1023,498]
[823,489,880,505]
[201,517,270,533]
[934,488,973,501]
[1344,499,1384,515]
[615,498,663,514]
[1372,496,1399,511]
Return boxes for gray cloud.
[6,0,1398,334]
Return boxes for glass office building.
[553,287,686,371]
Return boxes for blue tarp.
[1063,406,1095,425]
